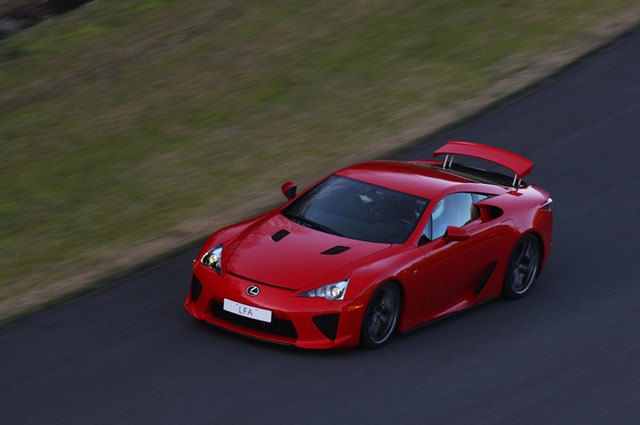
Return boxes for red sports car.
[185,141,553,349]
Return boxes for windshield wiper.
[283,213,343,236]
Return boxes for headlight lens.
[299,278,349,300]
[200,244,222,274]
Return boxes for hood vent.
[271,229,290,242]
[321,246,350,255]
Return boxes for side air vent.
[271,229,290,242]
[321,246,350,255]
[477,204,503,221]
[475,262,497,294]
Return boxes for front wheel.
[502,234,541,299]
[360,283,401,349]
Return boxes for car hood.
[226,213,391,290]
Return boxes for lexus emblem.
[246,285,260,297]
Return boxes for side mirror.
[444,226,470,242]
[281,182,297,200]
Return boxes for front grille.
[312,313,340,340]
[211,302,297,339]
[190,276,202,302]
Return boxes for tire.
[502,234,542,299]
[360,282,401,349]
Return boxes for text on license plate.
[223,298,272,323]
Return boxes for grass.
[1,0,639,320]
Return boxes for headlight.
[200,243,222,274]
[299,278,349,300]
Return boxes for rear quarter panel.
[477,185,553,278]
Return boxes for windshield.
[282,176,429,244]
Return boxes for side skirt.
[399,297,498,334]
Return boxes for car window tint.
[282,176,430,244]
[429,192,475,239]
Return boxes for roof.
[335,160,472,200]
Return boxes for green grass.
[1,0,638,319]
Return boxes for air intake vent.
[271,229,290,242]
[190,276,202,302]
[321,246,350,255]
[312,314,340,340]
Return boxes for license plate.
[223,299,272,323]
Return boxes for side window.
[425,193,475,240]
[470,193,489,221]
[472,193,489,203]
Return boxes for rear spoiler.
[433,141,533,186]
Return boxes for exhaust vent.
[321,246,350,255]
[271,229,290,242]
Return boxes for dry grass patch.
[1,0,640,321]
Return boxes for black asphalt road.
[2,29,640,425]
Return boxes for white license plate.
[223,298,272,323]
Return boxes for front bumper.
[184,263,367,349]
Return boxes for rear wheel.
[502,234,541,299]
[360,283,401,349]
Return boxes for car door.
[419,192,498,316]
